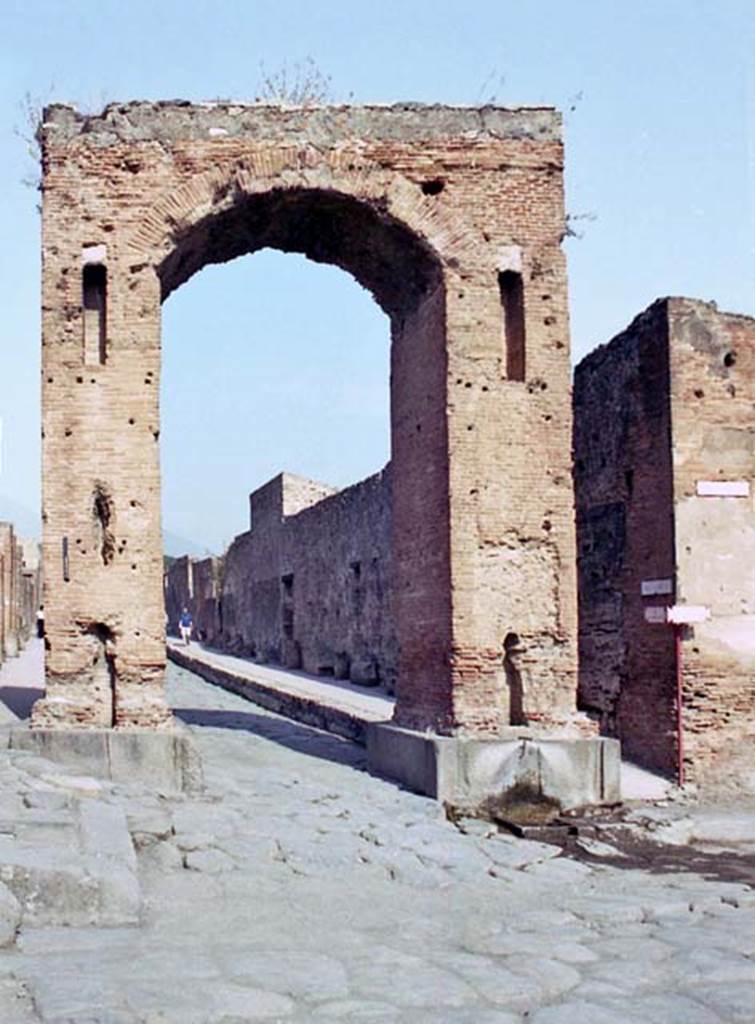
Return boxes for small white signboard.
[644,606,667,624]
[696,480,750,498]
[666,605,710,625]
[641,578,673,597]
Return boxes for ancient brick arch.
[34,102,582,741]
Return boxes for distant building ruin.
[575,298,755,791]
[0,523,41,663]
[166,469,396,690]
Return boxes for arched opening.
[160,252,390,555]
[158,187,449,705]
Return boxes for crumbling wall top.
[41,101,561,147]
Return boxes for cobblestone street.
[0,645,753,1023]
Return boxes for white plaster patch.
[208,127,229,137]
[81,244,107,265]
[496,245,523,273]
[641,578,673,596]
[696,480,750,497]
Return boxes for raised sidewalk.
[167,640,394,745]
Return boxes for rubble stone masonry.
[166,469,397,691]
[37,100,581,736]
[575,298,755,791]
[0,523,41,664]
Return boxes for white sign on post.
[641,578,673,597]
[666,605,710,625]
[696,480,750,498]
[644,606,668,624]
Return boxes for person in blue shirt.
[179,607,193,646]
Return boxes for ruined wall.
[164,554,222,644]
[281,469,394,686]
[38,100,580,735]
[175,468,397,689]
[574,301,676,773]
[575,298,755,789]
[667,299,755,791]
[0,525,41,664]
[0,523,18,661]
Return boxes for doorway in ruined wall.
[157,188,448,705]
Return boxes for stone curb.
[168,646,374,745]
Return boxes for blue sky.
[0,0,753,551]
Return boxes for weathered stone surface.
[2,656,755,1023]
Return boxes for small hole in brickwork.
[47,377,53,384]
[131,563,137,571]
[64,428,72,437]
[128,418,135,425]
[542,519,552,532]
[467,424,474,431]
[724,351,736,367]
[416,423,422,432]
[76,376,83,384]
[727,383,736,397]
[482,385,489,392]
[421,179,445,196]
[464,382,472,388]
[93,484,115,566]
[694,389,705,399]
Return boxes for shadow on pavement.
[0,686,44,720]
[173,705,367,772]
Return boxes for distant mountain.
[0,501,211,559]
[163,528,215,559]
[0,495,40,539]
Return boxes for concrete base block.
[366,723,620,816]
[4,725,203,794]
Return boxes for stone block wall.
[575,298,755,790]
